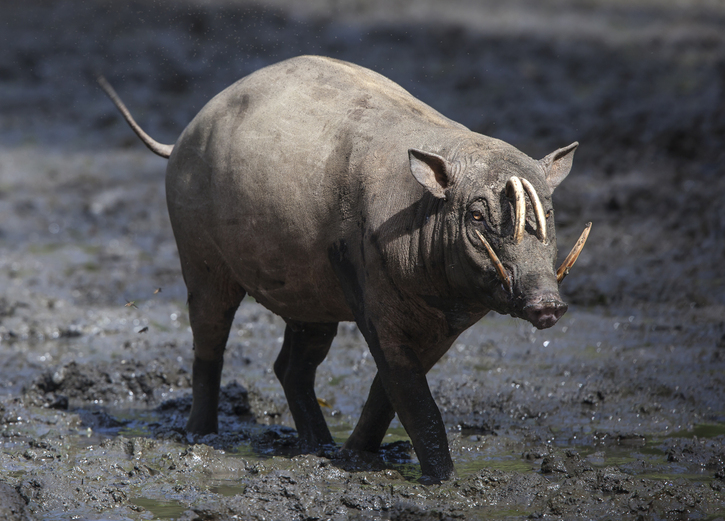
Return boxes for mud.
[1,0,724,519]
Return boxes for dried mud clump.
[25,360,191,409]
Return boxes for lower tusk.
[557,222,592,284]
[475,230,512,293]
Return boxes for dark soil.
[0,1,724,519]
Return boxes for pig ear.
[540,142,578,192]
[409,149,451,200]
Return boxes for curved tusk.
[506,176,526,244]
[520,178,547,243]
[557,222,592,283]
[475,229,512,293]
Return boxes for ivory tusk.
[506,177,526,244]
[475,229,512,293]
[557,222,592,283]
[520,178,547,244]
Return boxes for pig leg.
[342,374,394,452]
[274,321,338,449]
[344,342,456,459]
[329,246,454,480]
[183,260,245,435]
[349,326,454,482]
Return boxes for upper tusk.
[506,176,526,244]
[475,229,512,293]
[557,222,592,284]
[520,178,547,244]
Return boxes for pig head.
[406,140,589,330]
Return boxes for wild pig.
[99,55,590,483]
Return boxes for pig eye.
[471,210,484,222]
[546,209,553,219]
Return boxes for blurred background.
[1,0,723,313]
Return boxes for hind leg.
[274,321,338,449]
[183,261,245,435]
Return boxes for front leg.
[345,309,486,463]
[365,336,454,482]
[343,374,394,453]
[328,240,462,482]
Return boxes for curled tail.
[97,75,174,158]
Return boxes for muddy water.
[1,0,724,519]
[1,291,723,520]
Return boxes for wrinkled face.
[409,142,589,330]
[459,157,564,328]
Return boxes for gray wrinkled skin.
[163,56,577,481]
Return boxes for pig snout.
[522,296,568,330]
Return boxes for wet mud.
[1,0,724,519]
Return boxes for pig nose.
[523,298,568,330]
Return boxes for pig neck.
[360,131,506,319]
[367,173,472,317]
[401,189,487,335]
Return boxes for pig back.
[165,55,468,322]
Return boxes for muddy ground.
[1,0,724,519]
